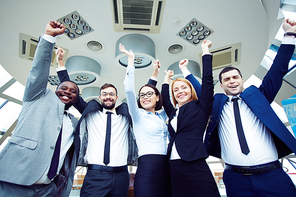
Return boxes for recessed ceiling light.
[87,41,103,51]
[176,18,214,46]
[57,11,94,40]
[48,75,60,86]
[168,44,184,55]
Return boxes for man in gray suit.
[0,21,80,197]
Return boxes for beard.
[101,98,116,109]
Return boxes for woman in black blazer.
[161,40,219,197]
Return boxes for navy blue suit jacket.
[202,43,296,159]
[162,55,213,161]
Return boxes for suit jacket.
[0,38,79,197]
[57,70,157,166]
[203,43,296,159]
[161,55,213,161]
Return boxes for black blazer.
[161,55,213,161]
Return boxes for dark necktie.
[48,127,62,180]
[103,111,112,165]
[48,111,68,180]
[232,97,250,155]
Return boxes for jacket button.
[50,146,54,149]
[57,127,61,131]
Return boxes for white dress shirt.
[84,108,129,167]
[170,109,182,160]
[218,96,278,166]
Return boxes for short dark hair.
[219,66,243,83]
[137,84,163,111]
[57,80,79,95]
[100,83,117,95]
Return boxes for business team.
[0,18,296,197]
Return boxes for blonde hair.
[171,78,198,107]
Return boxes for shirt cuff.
[42,34,56,43]
[282,36,295,45]
[150,76,157,81]
[202,52,212,56]
[182,68,191,78]
[56,67,66,72]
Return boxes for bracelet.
[284,32,296,37]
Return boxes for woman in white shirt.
[120,44,170,197]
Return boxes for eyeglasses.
[139,91,155,99]
[101,92,116,97]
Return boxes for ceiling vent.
[19,33,68,68]
[199,42,241,70]
[111,0,165,33]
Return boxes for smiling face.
[172,80,192,107]
[55,81,79,106]
[139,86,159,113]
[99,87,118,110]
[220,69,244,96]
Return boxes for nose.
[64,89,71,94]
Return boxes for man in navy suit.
[183,18,296,196]
[204,19,296,196]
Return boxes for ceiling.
[0,0,294,110]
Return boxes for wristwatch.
[284,32,296,37]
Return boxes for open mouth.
[104,99,114,105]
[178,94,186,99]
[60,94,72,101]
[229,85,238,89]
[143,100,150,104]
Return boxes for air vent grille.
[19,33,68,68]
[112,0,165,33]
[199,43,241,70]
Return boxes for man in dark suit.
[0,21,80,197]
[57,53,158,196]
[203,18,296,196]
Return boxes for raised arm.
[161,69,176,116]
[121,44,141,121]
[56,47,87,113]
[199,40,214,116]
[180,59,201,98]
[148,60,160,86]
[23,21,65,102]
[260,18,296,103]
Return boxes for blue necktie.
[232,97,250,155]
[48,127,62,179]
[103,111,112,165]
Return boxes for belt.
[224,161,281,176]
[87,164,127,172]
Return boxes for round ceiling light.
[87,41,103,51]
[168,44,183,54]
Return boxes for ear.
[156,95,159,102]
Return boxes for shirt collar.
[103,108,117,115]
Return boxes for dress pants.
[80,165,129,197]
[134,154,171,197]
[0,181,57,197]
[223,167,296,197]
[169,158,220,197]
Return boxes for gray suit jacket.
[0,38,78,196]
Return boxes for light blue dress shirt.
[124,65,168,157]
